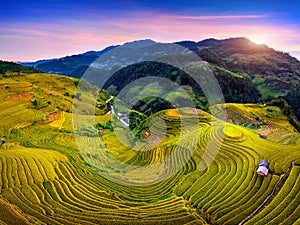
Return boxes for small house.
[260,134,268,139]
[257,160,269,176]
[31,99,37,105]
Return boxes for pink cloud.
[160,14,267,20]
[0,12,300,61]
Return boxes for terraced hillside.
[0,73,299,224]
[213,103,300,145]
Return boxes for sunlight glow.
[251,37,266,45]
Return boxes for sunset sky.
[1,0,300,61]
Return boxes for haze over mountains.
[22,45,119,77]
[21,38,300,92]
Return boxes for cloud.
[160,14,267,20]
[0,12,299,61]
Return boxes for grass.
[257,84,287,99]
[252,77,265,84]
[0,72,299,224]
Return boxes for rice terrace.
[1,0,300,221]
[0,40,300,225]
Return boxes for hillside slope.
[214,103,300,144]
[22,45,118,77]
[195,38,300,97]
[0,73,299,224]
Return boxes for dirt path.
[43,111,61,123]
[6,92,33,101]
[258,124,277,135]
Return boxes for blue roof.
[260,135,268,139]
[258,160,269,168]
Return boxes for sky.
[1,0,300,61]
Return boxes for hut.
[0,138,5,147]
[260,134,268,139]
[257,160,269,176]
[31,99,37,105]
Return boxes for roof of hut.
[258,159,269,168]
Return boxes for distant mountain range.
[20,38,300,95]
[18,37,300,124]
[21,45,119,77]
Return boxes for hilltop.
[195,38,300,97]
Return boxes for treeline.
[212,67,261,103]
[104,61,261,111]
[267,98,300,131]
[131,97,173,116]
[285,85,300,125]
[104,61,194,92]
[0,60,41,74]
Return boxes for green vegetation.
[214,103,300,144]
[266,98,300,132]
[102,61,262,115]
[0,72,299,224]
[195,38,300,102]
[26,38,300,122]
[285,84,300,123]
[0,60,41,75]
[212,66,261,103]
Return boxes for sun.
[251,37,266,45]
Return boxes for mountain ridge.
[21,37,300,79]
[16,37,300,121]
[21,45,119,75]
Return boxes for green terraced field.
[213,103,300,144]
[0,73,299,224]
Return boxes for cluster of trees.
[267,98,300,131]
[128,110,147,138]
[284,85,300,128]
[104,61,262,115]
[128,110,146,129]
[196,48,226,67]
[95,121,113,131]
[213,67,261,103]
[0,60,41,74]
[131,97,173,116]
[104,61,182,90]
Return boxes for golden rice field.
[0,73,299,224]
